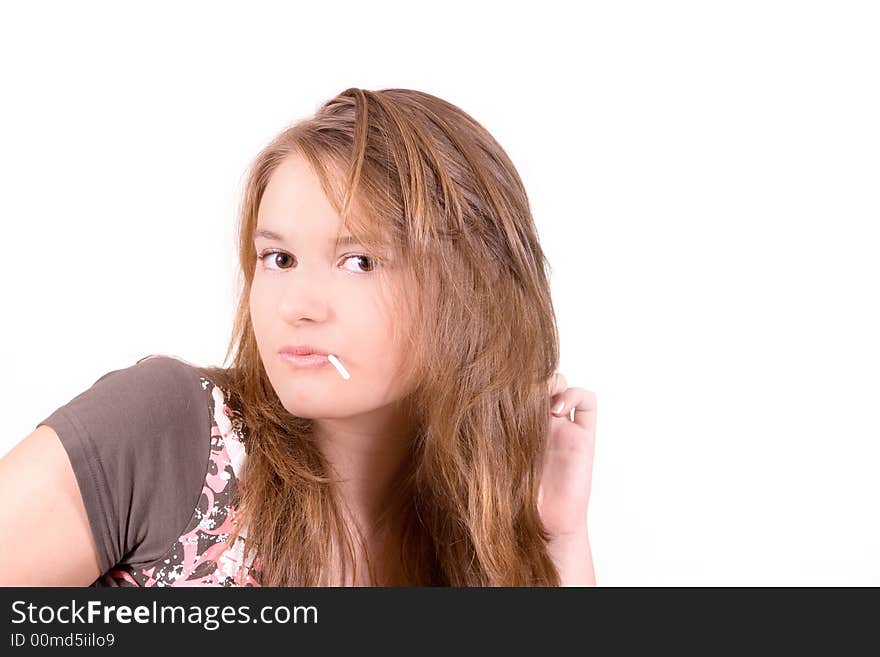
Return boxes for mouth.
[278,352,331,368]
[278,344,331,356]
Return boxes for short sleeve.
[36,355,213,576]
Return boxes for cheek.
[344,311,393,367]
[248,286,275,361]
[247,289,265,337]
[342,302,407,380]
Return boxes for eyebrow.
[253,228,362,247]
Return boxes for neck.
[312,398,416,531]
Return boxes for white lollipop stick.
[327,353,350,380]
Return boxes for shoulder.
[75,353,206,403]
[34,353,230,576]
[40,353,213,445]
[131,353,207,393]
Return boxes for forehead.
[257,154,394,252]
[257,154,343,230]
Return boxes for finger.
[571,390,597,435]
[550,385,580,416]
[551,387,596,427]
[547,371,568,399]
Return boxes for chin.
[276,394,333,419]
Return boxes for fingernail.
[552,401,565,414]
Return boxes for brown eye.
[340,254,377,273]
[257,250,295,270]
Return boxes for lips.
[278,345,331,356]
[279,352,329,368]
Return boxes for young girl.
[0,87,597,587]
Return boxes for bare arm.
[0,424,102,586]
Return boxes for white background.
[1,1,877,586]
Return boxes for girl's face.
[249,153,414,420]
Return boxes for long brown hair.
[192,87,562,586]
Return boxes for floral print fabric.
[98,377,262,587]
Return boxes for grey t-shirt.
[36,354,259,587]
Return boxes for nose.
[276,266,331,325]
